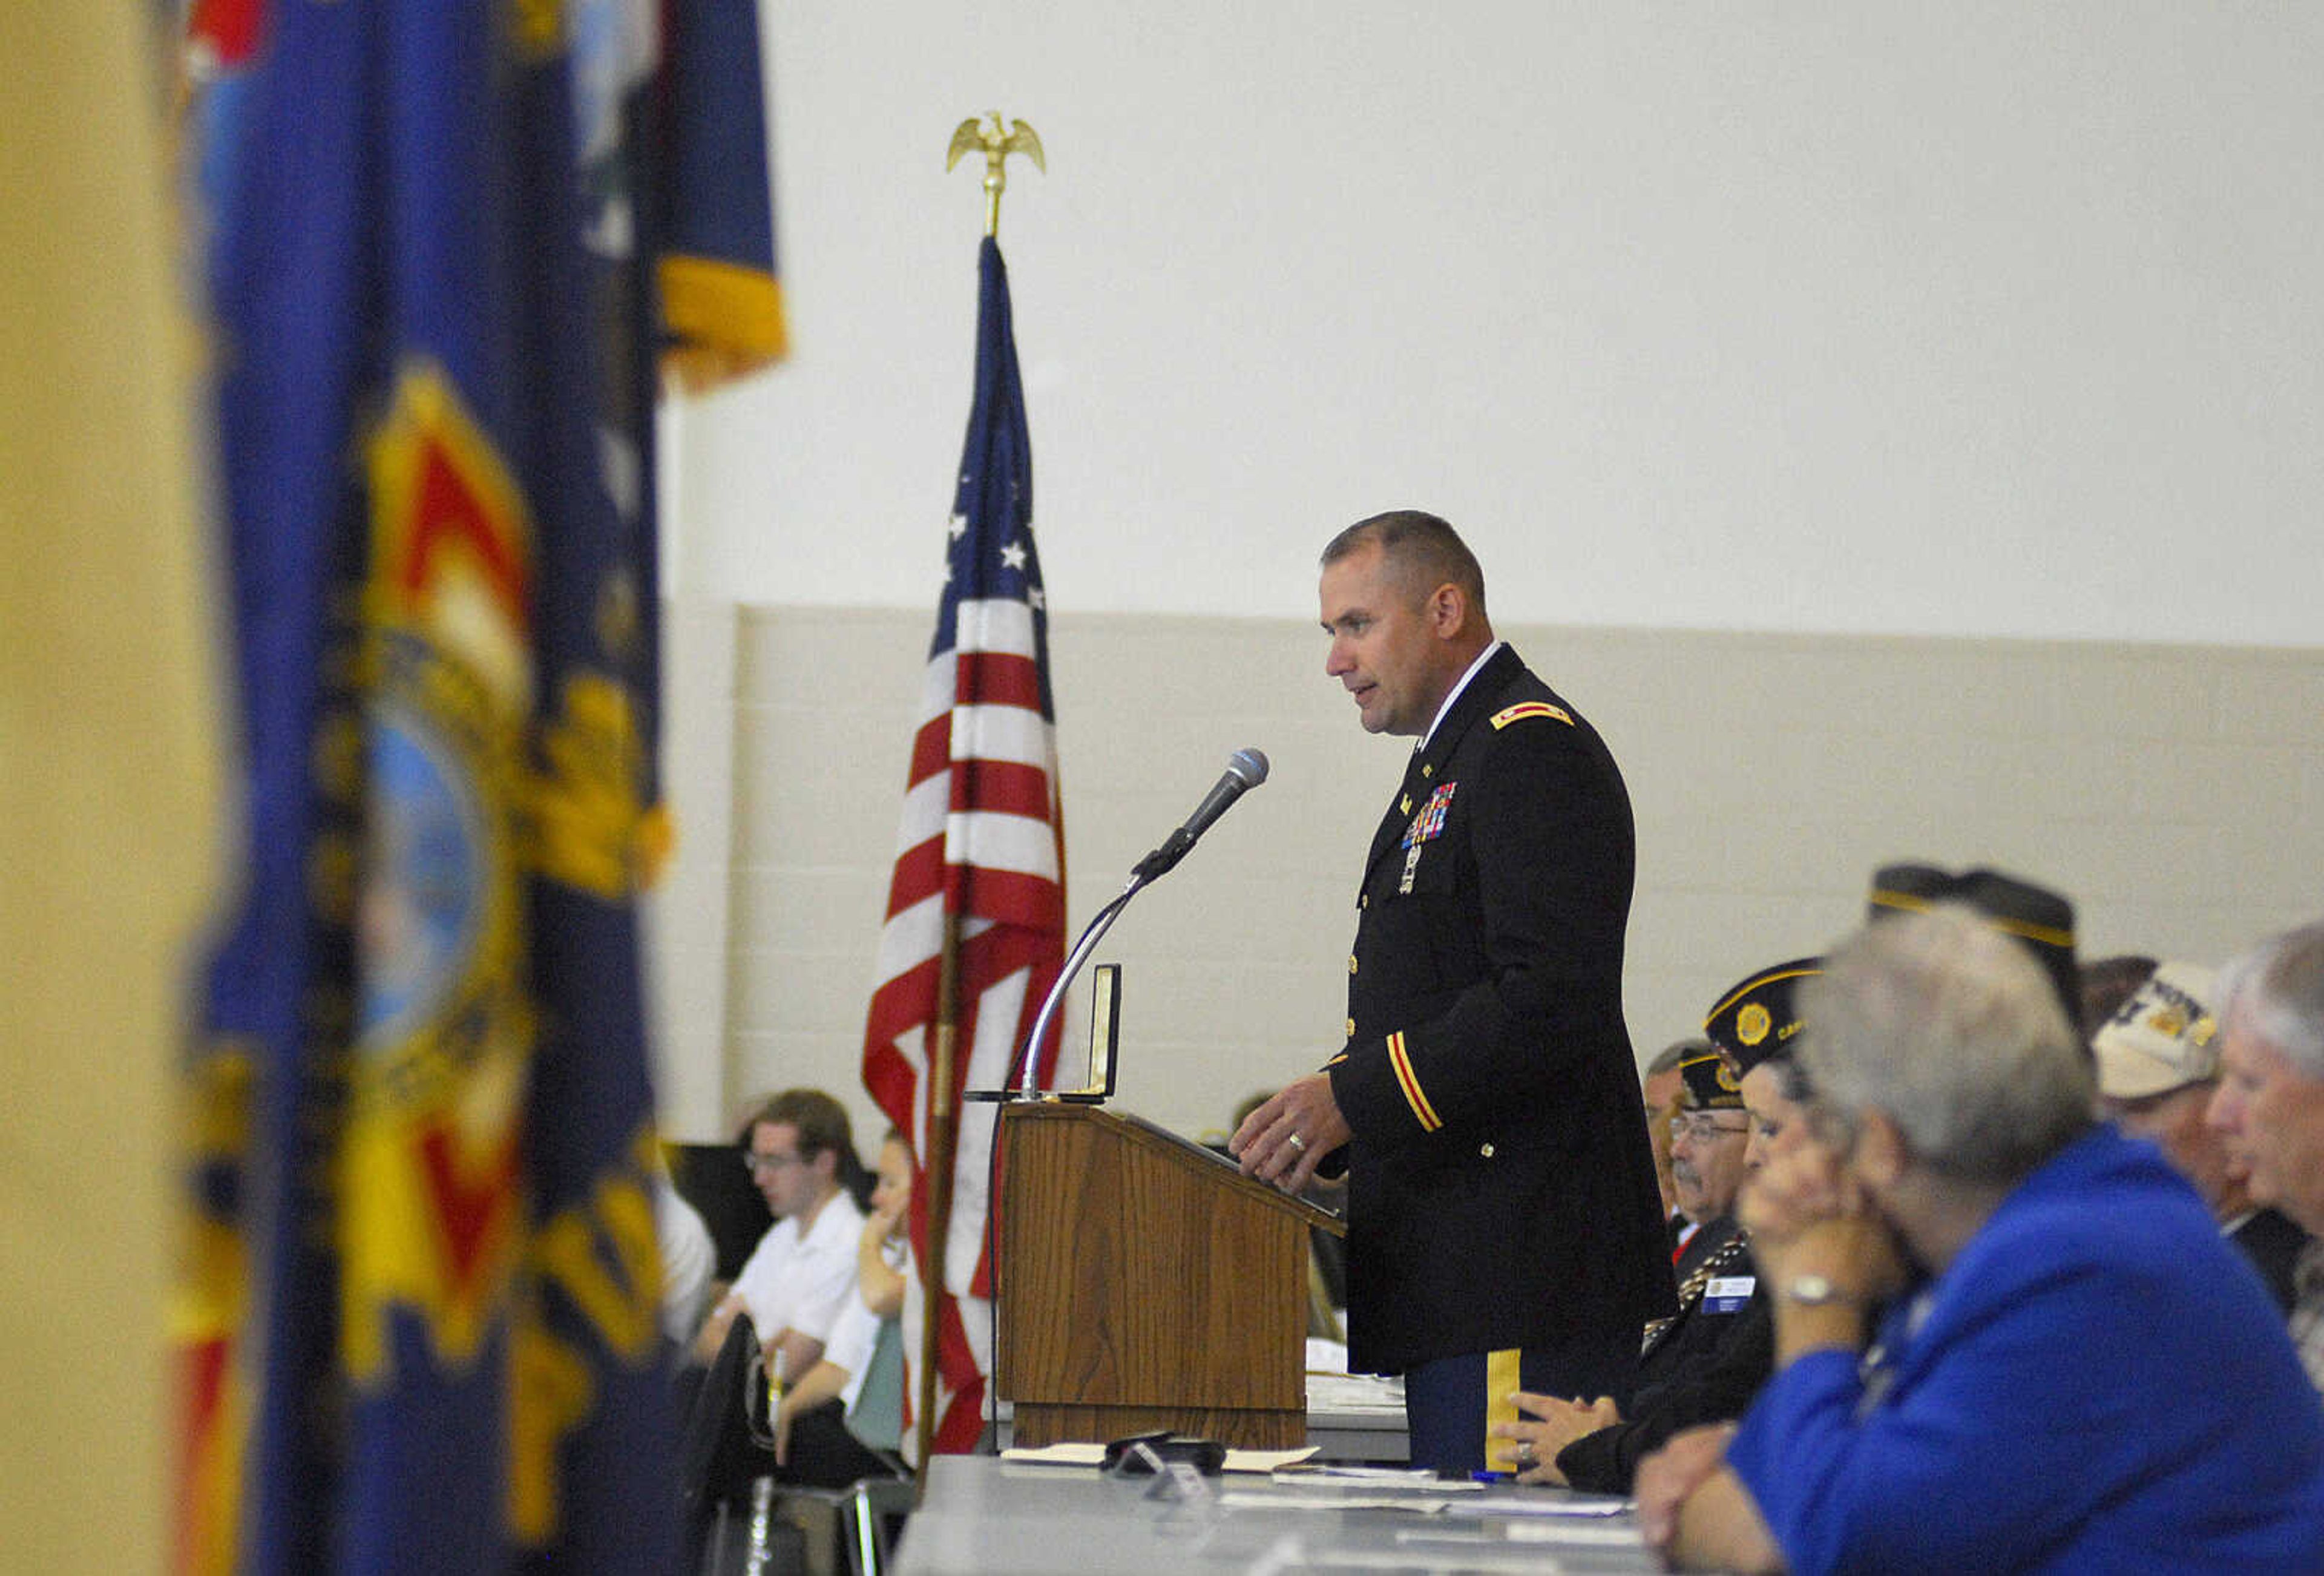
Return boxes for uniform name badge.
[1397,782,1457,894]
[1703,1275,1755,1314]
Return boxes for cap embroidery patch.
[1737,1002,1771,1046]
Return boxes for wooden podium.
[994,1102,1344,1450]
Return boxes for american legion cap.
[1866,863,2079,1027]
[1676,1046,1745,1113]
[2092,961,2221,1101]
[1702,957,1822,1081]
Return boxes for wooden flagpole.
[917,912,962,1468]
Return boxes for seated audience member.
[1866,861,2083,1025]
[1655,900,2324,1573]
[1638,866,2079,1552]
[656,1171,717,1347]
[2096,960,2311,1310]
[1663,1051,1745,1276]
[767,1129,913,1488]
[691,1089,866,1381]
[2208,918,2324,1394]
[1498,969,1816,1491]
[1641,1037,1700,1226]
[2078,951,2159,1039]
[1723,965,1824,1181]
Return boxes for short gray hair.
[1800,904,2093,1186]
[2215,919,2324,1082]
[1321,510,1488,620]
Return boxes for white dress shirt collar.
[1421,640,1505,752]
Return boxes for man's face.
[1668,1105,1751,1223]
[2207,1006,2324,1232]
[744,1120,823,1220]
[2105,1082,2241,1219]
[1642,1066,1686,1215]
[1319,542,1451,737]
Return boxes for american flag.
[861,235,1066,1457]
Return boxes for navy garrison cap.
[1702,957,1822,1079]
[1867,863,2079,1026]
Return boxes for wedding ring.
[1285,1132,1307,1152]
[1515,1441,1537,1468]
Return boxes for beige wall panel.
[675,606,2324,1148]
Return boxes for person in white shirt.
[772,1129,914,1482]
[690,1089,866,1381]
[656,1174,717,1347]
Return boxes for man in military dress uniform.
[1234,510,1672,1473]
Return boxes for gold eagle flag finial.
[946,111,1045,237]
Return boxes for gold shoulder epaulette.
[1490,701,1572,730]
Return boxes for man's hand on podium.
[1229,1073,1351,1195]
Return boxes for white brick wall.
[653,605,2324,1152]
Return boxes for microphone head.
[1228,747,1270,787]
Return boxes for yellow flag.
[0,12,221,1571]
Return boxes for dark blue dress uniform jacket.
[1557,1213,1774,1492]
[1324,645,1675,1376]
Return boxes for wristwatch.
[1782,1273,1866,1307]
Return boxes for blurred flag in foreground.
[168,1,786,1566]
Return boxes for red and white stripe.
[862,595,1065,1456]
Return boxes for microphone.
[1133,747,1270,882]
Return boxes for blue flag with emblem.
[181,4,677,1568]
[658,0,788,388]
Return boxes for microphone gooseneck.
[998,747,1271,1095]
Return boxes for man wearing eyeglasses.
[1493,968,1799,1490]
[690,1088,866,1379]
[1666,1056,1755,1276]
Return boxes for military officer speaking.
[1233,510,1673,1474]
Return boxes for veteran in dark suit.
[1233,510,1672,1473]
[1506,965,1821,1491]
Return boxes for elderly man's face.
[1668,1106,1751,1223]
[2105,1082,2241,1220]
[2206,1006,2324,1232]
[1643,1064,1686,1214]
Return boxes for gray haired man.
[2207,920,2324,1394]
[2096,961,2310,1311]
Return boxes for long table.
[891,1455,1661,1574]
[993,1369,1413,1464]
